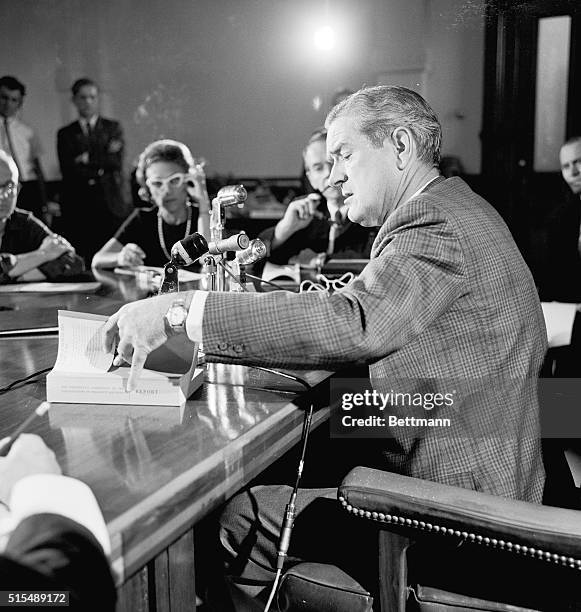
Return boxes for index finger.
[127,348,148,392]
[306,194,321,213]
[102,311,121,354]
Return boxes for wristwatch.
[164,299,189,335]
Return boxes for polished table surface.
[0,272,332,593]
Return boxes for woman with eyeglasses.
[91,139,210,269]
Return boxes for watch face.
[168,303,188,327]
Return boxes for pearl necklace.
[157,205,192,261]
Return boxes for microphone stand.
[159,262,179,294]
[208,185,247,292]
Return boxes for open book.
[46,311,204,406]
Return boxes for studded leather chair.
[284,466,580,612]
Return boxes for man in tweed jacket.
[105,86,547,599]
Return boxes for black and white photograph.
[0,1,580,610]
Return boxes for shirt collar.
[405,175,442,204]
[326,200,348,221]
[80,115,98,131]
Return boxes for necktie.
[85,120,95,163]
[326,211,343,256]
[3,118,23,178]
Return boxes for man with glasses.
[57,77,126,265]
[0,76,48,220]
[0,150,77,283]
[260,128,376,268]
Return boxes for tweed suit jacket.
[202,177,547,502]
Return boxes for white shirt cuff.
[8,474,111,557]
[186,290,208,343]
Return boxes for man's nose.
[572,162,581,176]
[329,161,345,189]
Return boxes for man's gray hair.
[563,135,581,148]
[325,85,442,165]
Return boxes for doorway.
[481,0,581,283]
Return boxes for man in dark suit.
[260,128,376,266]
[57,78,126,264]
[537,137,581,378]
[0,434,115,610]
[542,136,581,303]
[103,86,547,603]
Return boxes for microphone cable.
[244,272,299,293]
[216,259,248,292]
[250,366,311,392]
[250,366,314,612]
[264,400,314,612]
[0,367,52,396]
[217,261,301,294]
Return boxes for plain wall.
[0,0,484,180]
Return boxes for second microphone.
[170,232,250,267]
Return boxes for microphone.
[170,232,209,267]
[236,239,267,265]
[169,232,250,267]
[208,232,249,254]
[215,185,247,207]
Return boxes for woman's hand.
[187,161,210,213]
[116,243,146,267]
[38,234,73,262]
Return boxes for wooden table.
[0,272,333,611]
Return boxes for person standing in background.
[57,78,126,265]
[0,76,48,220]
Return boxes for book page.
[53,311,114,373]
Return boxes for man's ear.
[391,127,413,170]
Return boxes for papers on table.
[0,282,101,293]
[541,302,579,348]
[262,262,301,284]
[113,266,202,283]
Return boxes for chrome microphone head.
[237,239,267,265]
[215,184,247,207]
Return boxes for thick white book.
[46,311,204,406]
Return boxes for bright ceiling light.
[313,25,336,51]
